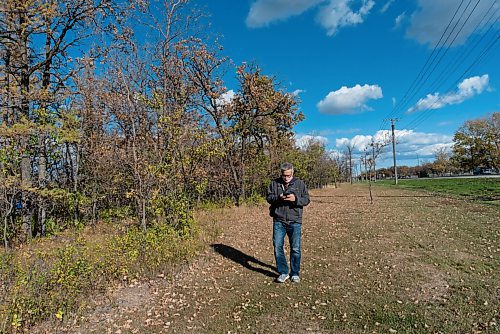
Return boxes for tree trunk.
[20,9,33,240]
[240,137,246,202]
[141,198,146,231]
[37,18,52,236]
[3,195,13,249]
[368,178,373,204]
[38,205,46,236]
[3,215,7,249]
[92,194,97,228]
[73,145,80,223]
[38,140,47,236]
[20,147,33,241]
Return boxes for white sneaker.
[276,274,289,283]
[291,275,300,283]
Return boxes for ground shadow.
[211,244,277,278]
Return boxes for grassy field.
[375,177,500,205]
[30,183,499,334]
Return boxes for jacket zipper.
[282,183,288,224]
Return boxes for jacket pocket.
[290,207,302,221]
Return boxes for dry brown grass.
[31,184,499,334]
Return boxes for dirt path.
[34,184,499,334]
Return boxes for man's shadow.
[211,244,277,278]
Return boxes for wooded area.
[0,0,344,247]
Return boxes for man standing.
[266,162,310,283]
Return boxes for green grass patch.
[375,177,500,205]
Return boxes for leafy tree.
[0,0,123,241]
[452,112,499,172]
[187,58,302,204]
[433,147,451,175]
[284,138,340,189]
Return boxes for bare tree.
[365,139,389,203]
[344,143,354,184]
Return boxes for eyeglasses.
[281,174,293,179]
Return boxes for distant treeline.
[369,112,499,180]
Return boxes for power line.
[402,32,499,132]
[378,0,468,131]
[374,1,498,168]
[426,2,499,96]
[397,0,483,117]
[381,1,499,140]
[391,0,482,124]
[380,0,500,136]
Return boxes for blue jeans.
[273,221,302,277]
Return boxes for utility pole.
[390,118,398,185]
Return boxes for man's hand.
[281,194,296,202]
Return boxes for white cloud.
[394,129,451,146]
[295,134,328,149]
[328,149,343,160]
[394,12,406,29]
[246,0,324,28]
[413,142,453,156]
[335,131,390,152]
[336,134,372,150]
[334,129,454,163]
[408,74,489,113]
[246,0,377,36]
[292,89,306,96]
[317,128,360,135]
[317,84,383,115]
[216,90,235,106]
[406,0,499,47]
[388,130,454,159]
[380,0,395,13]
[317,0,375,36]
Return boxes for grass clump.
[0,222,201,333]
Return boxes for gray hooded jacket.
[266,177,310,224]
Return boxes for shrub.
[0,221,200,333]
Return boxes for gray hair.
[280,162,294,171]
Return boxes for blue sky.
[196,0,499,168]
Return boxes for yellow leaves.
[37,187,73,201]
[194,179,208,195]
[0,118,34,137]
[11,314,22,328]
[58,128,82,144]
[55,309,64,321]
[125,190,136,199]
[0,114,80,145]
